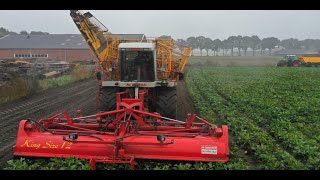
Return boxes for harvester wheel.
[100,87,119,112]
[156,87,177,119]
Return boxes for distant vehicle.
[277,54,320,67]
[277,55,300,67]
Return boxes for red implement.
[13,90,229,170]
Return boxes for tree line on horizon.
[0,27,49,38]
[1,27,320,56]
[161,35,320,56]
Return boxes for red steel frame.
[13,90,229,170]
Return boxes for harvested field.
[187,56,280,67]
[0,78,97,168]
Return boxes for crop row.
[197,67,320,169]
[185,67,320,169]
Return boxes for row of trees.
[176,35,277,56]
[171,36,320,56]
[0,27,49,38]
[1,27,320,56]
[0,27,15,38]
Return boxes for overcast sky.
[0,10,319,40]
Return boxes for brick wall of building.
[0,48,96,62]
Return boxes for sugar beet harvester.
[13,10,229,170]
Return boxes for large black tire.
[99,87,118,112]
[155,87,177,119]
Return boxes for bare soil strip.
[0,78,97,168]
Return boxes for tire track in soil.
[0,79,91,112]
[0,88,93,131]
[0,79,95,121]
[0,78,97,169]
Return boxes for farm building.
[0,34,146,62]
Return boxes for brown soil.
[0,78,97,169]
